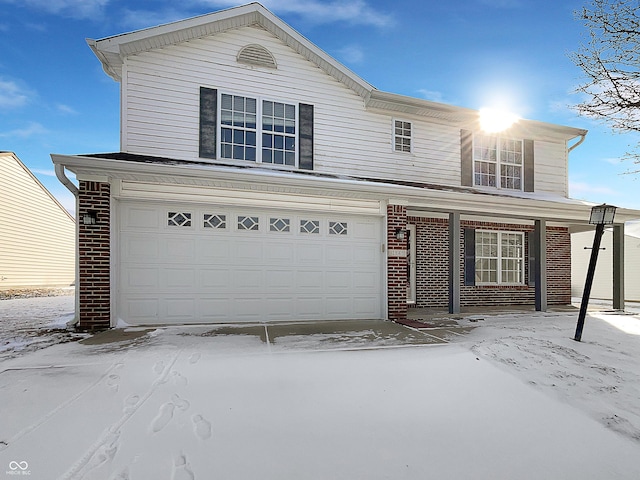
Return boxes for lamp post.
[574,203,617,342]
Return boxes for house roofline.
[1,151,76,223]
[86,2,375,99]
[51,152,640,224]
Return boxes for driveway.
[2,318,640,479]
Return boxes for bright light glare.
[594,313,640,336]
[479,108,519,133]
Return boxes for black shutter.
[528,231,537,286]
[299,103,314,170]
[461,129,473,186]
[524,139,534,192]
[464,228,476,286]
[199,87,217,159]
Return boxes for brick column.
[78,181,111,330]
[387,204,407,322]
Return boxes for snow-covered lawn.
[1,295,640,479]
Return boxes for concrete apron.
[80,319,475,350]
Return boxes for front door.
[407,224,416,304]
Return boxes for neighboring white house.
[572,222,640,302]
[0,151,76,290]
[51,3,640,330]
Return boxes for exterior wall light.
[82,211,97,225]
[395,227,406,241]
[574,203,617,341]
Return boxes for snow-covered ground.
[0,291,82,361]
[1,296,640,479]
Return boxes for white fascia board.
[51,153,640,224]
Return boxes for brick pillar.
[387,204,407,322]
[78,181,111,330]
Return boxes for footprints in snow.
[192,414,212,440]
[149,356,211,442]
[172,454,195,480]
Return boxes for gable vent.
[237,44,277,69]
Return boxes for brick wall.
[78,181,111,330]
[408,216,571,309]
[387,204,407,321]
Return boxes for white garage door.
[117,202,383,325]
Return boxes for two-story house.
[52,2,639,330]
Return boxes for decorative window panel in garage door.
[118,202,383,325]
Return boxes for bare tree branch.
[571,0,640,166]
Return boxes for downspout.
[568,132,587,152]
[55,164,80,327]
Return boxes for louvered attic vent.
[237,44,277,69]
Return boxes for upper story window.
[200,87,314,170]
[473,135,523,190]
[394,120,412,153]
[220,93,296,166]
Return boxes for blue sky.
[1,0,639,215]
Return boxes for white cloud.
[417,89,447,103]
[0,0,109,18]
[0,122,48,138]
[337,45,364,64]
[120,8,194,30]
[56,103,78,115]
[31,168,56,177]
[200,0,394,27]
[569,180,618,198]
[0,78,31,108]
[602,157,624,165]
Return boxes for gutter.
[568,132,587,152]
[55,163,79,196]
[54,163,80,328]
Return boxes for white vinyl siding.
[533,141,569,196]
[571,230,640,302]
[0,153,76,289]
[122,26,463,187]
[120,25,569,196]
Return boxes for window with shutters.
[220,93,297,166]
[475,231,524,285]
[473,135,523,190]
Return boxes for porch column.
[534,219,547,312]
[449,212,461,314]
[387,202,408,322]
[613,223,625,310]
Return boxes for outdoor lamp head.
[589,204,617,226]
[395,227,406,241]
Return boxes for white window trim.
[475,230,525,285]
[472,135,524,191]
[392,119,412,154]
[217,90,299,168]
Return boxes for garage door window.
[329,221,348,235]
[204,214,226,229]
[300,219,320,234]
[168,212,192,227]
[270,217,291,232]
[238,215,259,231]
